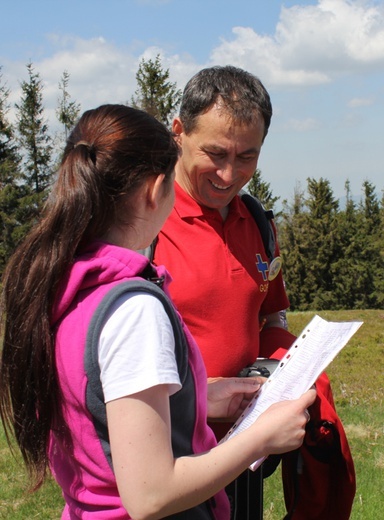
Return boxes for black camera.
[237,358,279,378]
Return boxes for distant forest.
[1,61,383,310]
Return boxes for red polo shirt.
[154,182,289,378]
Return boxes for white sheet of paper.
[221,314,363,470]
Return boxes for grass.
[1,309,383,518]
[263,309,384,520]
[0,433,63,519]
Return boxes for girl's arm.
[107,384,316,520]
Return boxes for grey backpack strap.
[84,280,216,518]
[84,279,189,468]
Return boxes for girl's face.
[100,171,175,251]
[152,171,175,239]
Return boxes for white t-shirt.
[98,292,182,403]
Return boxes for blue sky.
[1,0,383,205]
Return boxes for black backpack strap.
[239,190,276,263]
[139,192,276,264]
[137,235,158,263]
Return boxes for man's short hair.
[179,65,272,139]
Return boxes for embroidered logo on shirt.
[256,254,269,281]
[268,256,282,281]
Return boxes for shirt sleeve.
[98,292,182,403]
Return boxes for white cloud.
[209,0,384,86]
[3,0,384,131]
[348,96,375,107]
[3,35,200,130]
[38,36,138,108]
[284,117,321,132]
[4,36,141,127]
[210,26,330,86]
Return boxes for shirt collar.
[173,181,250,221]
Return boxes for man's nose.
[216,161,235,182]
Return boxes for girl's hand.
[207,377,262,421]
[253,388,317,455]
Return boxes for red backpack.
[260,327,355,519]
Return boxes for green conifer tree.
[356,180,383,308]
[131,55,182,128]
[0,67,23,272]
[56,70,81,141]
[330,180,363,309]
[303,177,340,309]
[278,183,309,310]
[376,191,384,306]
[15,62,53,195]
[246,169,280,213]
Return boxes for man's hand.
[207,377,262,422]
[261,310,288,330]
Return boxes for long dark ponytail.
[0,104,178,488]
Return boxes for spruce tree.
[56,70,81,141]
[131,55,182,127]
[0,68,22,272]
[279,178,340,310]
[279,184,309,310]
[330,180,362,309]
[303,177,340,309]
[14,62,53,240]
[356,180,383,308]
[361,180,381,232]
[376,192,384,307]
[16,62,53,195]
[247,169,280,213]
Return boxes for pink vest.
[49,242,230,519]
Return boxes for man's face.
[173,103,265,213]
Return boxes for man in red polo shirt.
[156,183,288,384]
[154,65,355,520]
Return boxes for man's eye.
[207,151,225,158]
[239,155,256,162]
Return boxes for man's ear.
[172,117,183,146]
[147,174,166,210]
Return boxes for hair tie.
[74,140,91,149]
[73,141,96,163]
